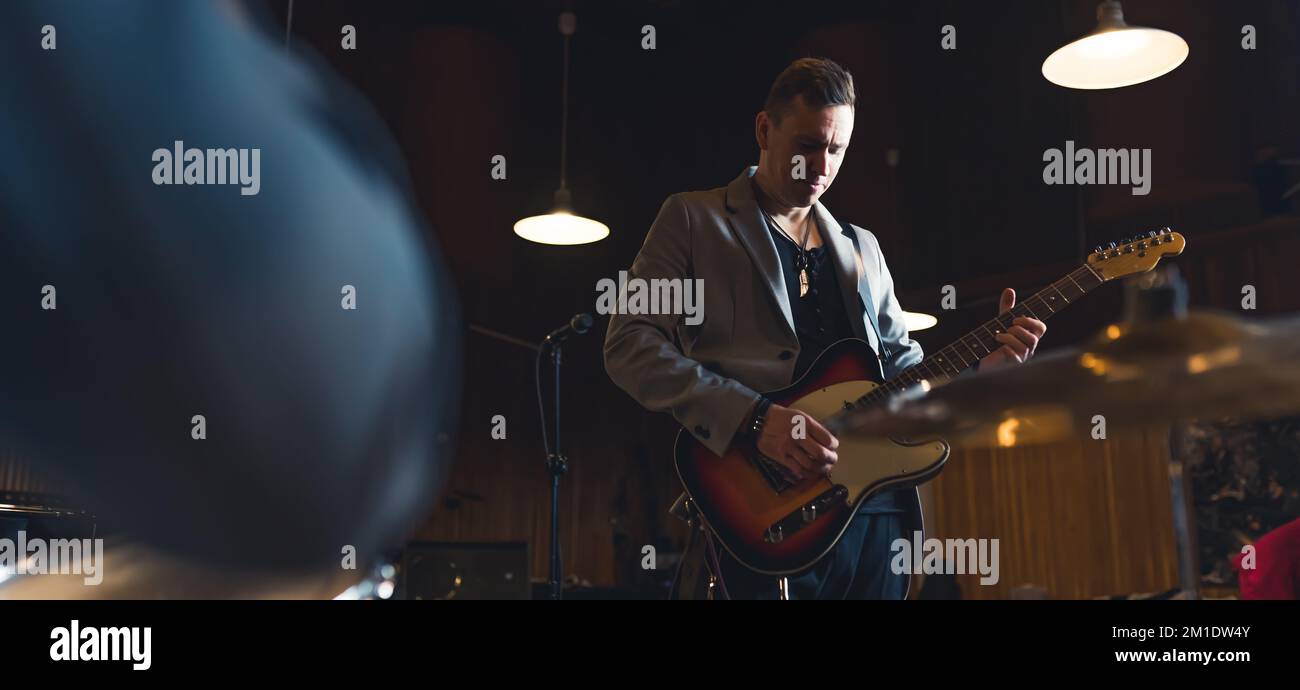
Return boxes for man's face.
[757,95,853,208]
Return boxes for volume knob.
[802,505,818,524]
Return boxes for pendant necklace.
[764,210,813,297]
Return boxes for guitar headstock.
[1086,227,1185,282]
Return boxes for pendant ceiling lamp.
[514,11,609,245]
[1042,1,1189,90]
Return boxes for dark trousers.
[714,510,907,600]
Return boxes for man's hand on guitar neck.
[757,404,839,481]
[978,288,1047,370]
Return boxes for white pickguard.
[789,380,949,504]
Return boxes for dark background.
[268,0,1300,594]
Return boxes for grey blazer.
[604,166,924,456]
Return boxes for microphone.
[543,313,594,345]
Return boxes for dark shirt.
[763,213,902,514]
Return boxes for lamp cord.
[559,31,571,191]
[536,345,551,459]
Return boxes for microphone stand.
[469,323,559,597]
[537,314,591,600]
[543,337,566,601]
[471,318,585,601]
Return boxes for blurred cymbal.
[840,311,1300,448]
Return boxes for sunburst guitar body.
[674,338,946,576]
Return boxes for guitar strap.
[844,229,893,364]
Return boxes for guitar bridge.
[763,485,849,542]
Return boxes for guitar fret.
[1048,282,1069,304]
[926,360,946,380]
[989,318,1009,342]
[933,352,958,377]
[1065,272,1085,293]
[945,345,973,370]
[917,361,938,381]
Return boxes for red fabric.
[1233,517,1300,600]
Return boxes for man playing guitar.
[604,58,1045,599]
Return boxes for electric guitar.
[674,228,1186,575]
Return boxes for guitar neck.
[858,263,1106,407]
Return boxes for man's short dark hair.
[763,57,856,124]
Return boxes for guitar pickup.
[751,453,796,494]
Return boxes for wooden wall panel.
[928,430,1180,599]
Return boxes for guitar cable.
[701,528,732,600]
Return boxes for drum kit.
[2,265,1296,598]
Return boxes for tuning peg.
[1093,245,1103,254]
[1108,241,1117,249]
[1148,230,1158,238]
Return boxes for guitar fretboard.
[843,263,1105,414]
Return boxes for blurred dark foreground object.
[0,541,366,599]
[0,1,459,576]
